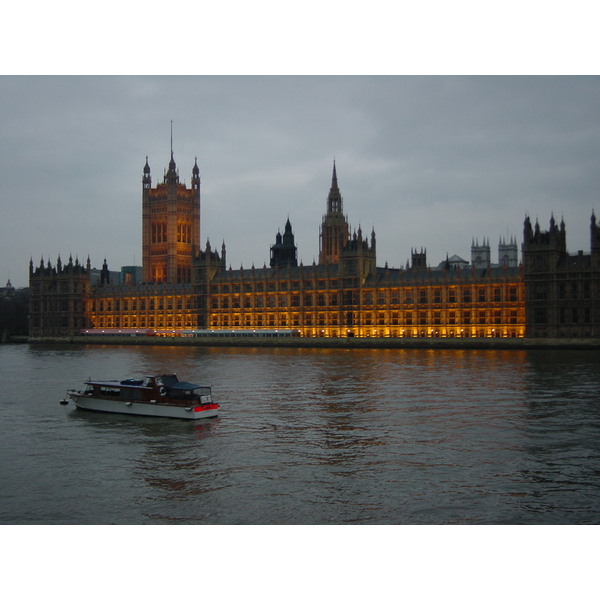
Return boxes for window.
[534,284,547,300]
[584,282,591,299]
[559,284,566,300]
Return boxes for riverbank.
[20,335,600,350]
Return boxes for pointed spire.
[165,121,179,184]
[326,159,343,214]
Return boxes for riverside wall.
[22,335,600,350]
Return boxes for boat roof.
[84,376,202,390]
[170,381,201,391]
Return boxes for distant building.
[121,266,143,286]
[1,279,15,297]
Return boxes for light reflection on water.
[1,343,599,524]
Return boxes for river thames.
[2,342,600,525]
[2,343,598,596]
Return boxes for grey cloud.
[1,76,598,287]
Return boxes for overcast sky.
[1,75,599,288]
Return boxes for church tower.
[498,236,519,267]
[142,127,201,284]
[471,238,491,269]
[319,161,350,265]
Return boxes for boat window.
[193,387,212,397]
[121,388,142,400]
[99,386,121,397]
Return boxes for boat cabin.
[82,373,212,405]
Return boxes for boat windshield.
[192,387,212,397]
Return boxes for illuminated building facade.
[28,151,597,340]
[141,147,200,284]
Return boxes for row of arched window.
[151,221,192,244]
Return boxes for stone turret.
[270,217,298,268]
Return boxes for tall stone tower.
[142,132,201,284]
[498,236,519,267]
[319,161,350,265]
[471,238,491,269]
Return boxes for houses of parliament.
[28,147,600,340]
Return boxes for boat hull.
[68,392,218,420]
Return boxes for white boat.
[67,374,218,420]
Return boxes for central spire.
[165,121,179,184]
[327,159,342,214]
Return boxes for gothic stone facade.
[522,214,600,338]
[28,153,599,340]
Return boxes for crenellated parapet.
[522,213,599,338]
[28,255,92,337]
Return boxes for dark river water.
[1,343,600,525]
